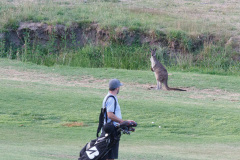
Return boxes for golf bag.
[78,131,120,160]
[78,121,137,160]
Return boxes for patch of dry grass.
[129,0,240,36]
[62,122,85,127]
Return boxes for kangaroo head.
[150,48,157,66]
[150,48,157,57]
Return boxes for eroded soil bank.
[0,22,216,53]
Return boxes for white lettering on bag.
[86,146,99,159]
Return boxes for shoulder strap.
[96,95,116,137]
[104,95,117,124]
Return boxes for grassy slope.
[0,0,240,36]
[0,59,240,160]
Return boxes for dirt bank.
[1,22,216,53]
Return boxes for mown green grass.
[0,59,240,160]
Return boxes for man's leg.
[106,139,119,160]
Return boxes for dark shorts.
[101,130,120,159]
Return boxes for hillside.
[0,0,240,75]
[1,0,240,35]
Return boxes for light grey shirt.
[102,92,122,126]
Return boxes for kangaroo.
[150,48,186,91]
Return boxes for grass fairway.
[0,58,240,160]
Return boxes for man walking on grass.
[101,79,124,160]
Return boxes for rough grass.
[0,0,240,36]
[0,59,240,160]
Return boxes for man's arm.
[107,112,124,123]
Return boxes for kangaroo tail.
[167,87,186,91]
[165,84,186,91]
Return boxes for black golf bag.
[78,130,120,160]
[78,120,137,160]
